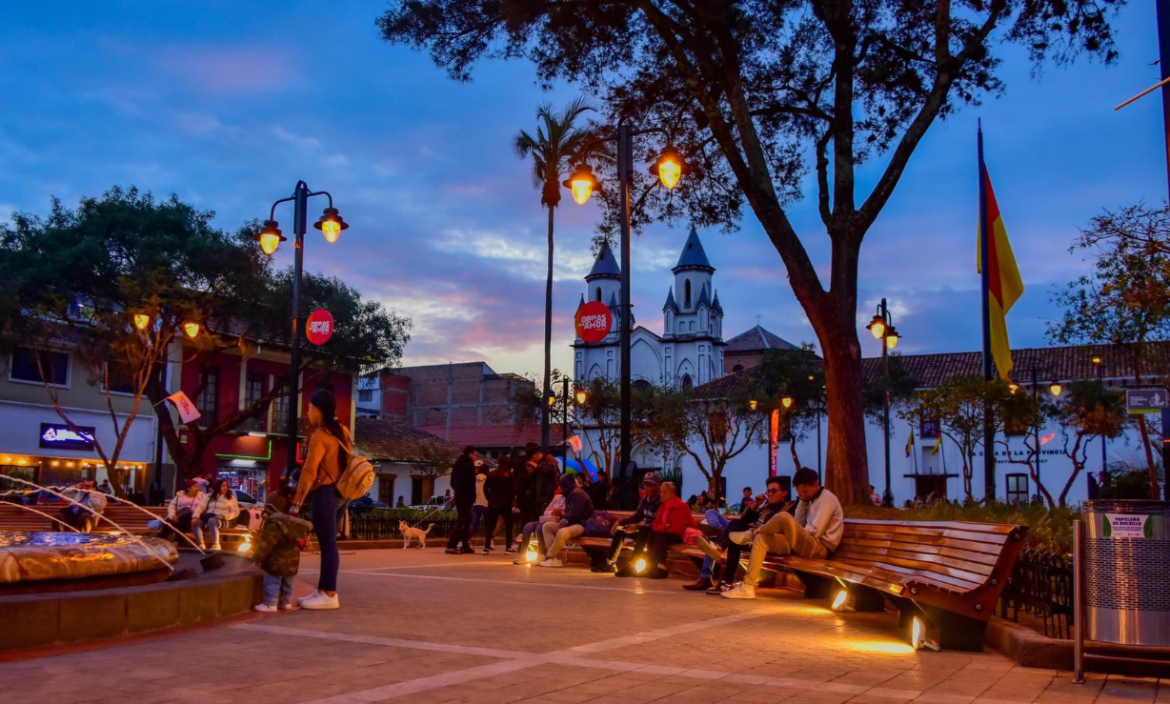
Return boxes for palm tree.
[514,97,594,450]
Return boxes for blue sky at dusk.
[2,2,1166,378]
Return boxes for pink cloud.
[157,46,294,94]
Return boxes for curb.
[987,617,1170,676]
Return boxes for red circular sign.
[575,301,613,344]
[306,309,334,345]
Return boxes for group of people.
[162,477,240,550]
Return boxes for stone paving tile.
[0,549,1163,704]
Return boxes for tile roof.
[354,417,462,465]
[724,325,800,354]
[416,424,567,450]
[587,241,621,280]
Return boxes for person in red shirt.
[641,481,695,579]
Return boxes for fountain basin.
[0,531,178,586]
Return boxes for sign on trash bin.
[1125,387,1167,415]
[1102,513,1153,538]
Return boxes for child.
[251,503,313,612]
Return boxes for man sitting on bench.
[603,472,662,576]
[689,476,793,594]
[722,467,843,600]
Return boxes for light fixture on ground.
[866,298,901,507]
[258,180,349,478]
[526,541,539,563]
[634,556,647,574]
[831,590,848,611]
[565,129,690,495]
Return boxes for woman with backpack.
[291,388,351,611]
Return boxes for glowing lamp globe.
[563,164,599,205]
[133,313,151,331]
[867,315,885,340]
[575,390,588,405]
[314,208,348,243]
[885,330,899,350]
[1049,383,1063,397]
[182,321,202,339]
[256,220,286,255]
[781,396,794,409]
[650,146,688,190]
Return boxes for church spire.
[663,286,677,312]
[672,227,714,274]
[586,240,622,281]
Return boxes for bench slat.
[838,537,1004,565]
[832,545,997,577]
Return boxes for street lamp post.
[565,126,688,492]
[1091,355,1106,478]
[561,377,570,450]
[866,298,900,507]
[257,180,348,478]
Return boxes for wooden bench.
[708,518,1027,650]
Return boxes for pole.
[816,403,822,482]
[618,124,633,490]
[285,181,308,479]
[562,377,569,451]
[978,122,997,501]
[881,298,892,506]
[1072,518,1085,684]
[1157,0,1170,202]
[1098,364,1106,479]
[1033,366,1040,498]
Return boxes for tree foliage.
[1047,380,1127,505]
[378,0,1121,503]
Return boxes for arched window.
[678,321,684,332]
[732,364,744,372]
[681,374,693,391]
[595,287,602,302]
[684,279,691,307]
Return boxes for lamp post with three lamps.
[563,125,689,492]
[255,181,348,478]
[866,298,900,507]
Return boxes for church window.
[595,287,602,302]
[689,321,695,331]
[678,321,684,333]
[681,374,693,391]
[684,280,691,307]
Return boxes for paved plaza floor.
[1,549,1164,704]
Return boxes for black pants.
[58,505,97,532]
[446,502,473,549]
[647,531,682,570]
[160,509,194,543]
[608,525,652,564]
[485,505,514,547]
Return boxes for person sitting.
[638,481,694,578]
[604,472,662,575]
[194,479,240,551]
[868,484,883,507]
[687,477,793,593]
[162,480,205,543]
[722,467,843,600]
[396,496,406,508]
[538,474,595,568]
[57,480,108,533]
[513,488,565,564]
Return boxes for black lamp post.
[1091,355,1107,478]
[565,126,689,491]
[256,181,348,478]
[866,298,900,507]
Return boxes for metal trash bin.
[1083,500,1170,646]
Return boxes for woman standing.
[291,388,350,610]
[194,479,239,551]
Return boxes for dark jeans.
[716,517,751,585]
[608,525,652,564]
[647,531,682,569]
[161,509,193,543]
[486,505,513,547]
[58,505,97,532]
[469,505,487,539]
[446,502,473,549]
[311,485,344,593]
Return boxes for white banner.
[166,391,201,425]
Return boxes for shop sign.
[306,309,334,346]
[1102,513,1152,539]
[40,423,96,450]
[575,301,612,344]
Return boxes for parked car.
[348,495,389,516]
[233,489,262,508]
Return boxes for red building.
[171,343,355,500]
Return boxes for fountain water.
[0,476,175,574]
[100,492,208,555]
[1,501,81,532]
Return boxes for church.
[573,228,727,389]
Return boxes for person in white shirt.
[162,480,205,542]
[869,484,883,507]
[723,467,844,600]
[193,479,240,551]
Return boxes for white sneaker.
[253,604,278,613]
[300,592,340,610]
[538,558,563,568]
[296,590,320,606]
[721,583,756,600]
[728,530,756,545]
[279,603,294,611]
[211,542,222,551]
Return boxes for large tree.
[514,98,596,451]
[0,188,411,486]
[378,0,1118,503]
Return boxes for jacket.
[742,498,796,529]
[196,493,240,522]
[651,496,695,535]
[63,486,107,514]
[619,494,661,526]
[485,469,515,508]
[167,491,205,521]
[450,455,477,506]
[532,457,560,509]
[474,474,488,507]
[561,487,595,527]
[252,512,314,578]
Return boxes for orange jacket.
[651,496,696,535]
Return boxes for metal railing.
[998,548,1074,639]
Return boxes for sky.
[2,2,1167,380]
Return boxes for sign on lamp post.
[306,309,334,346]
[575,301,613,344]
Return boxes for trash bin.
[1083,500,1170,646]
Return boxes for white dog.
[399,521,433,549]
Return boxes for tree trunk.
[708,474,720,504]
[541,206,554,450]
[818,320,867,504]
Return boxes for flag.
[166,391,201,425]
[905,430,915,458]
[977,127,1025,380]
[1040,432,1056,446]
[567,435,583,453]
[930,434,943,457]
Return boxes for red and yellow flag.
[977,160,1024,380]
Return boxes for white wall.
[0,399,156,463]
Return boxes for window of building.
[1005,473,1029,506]
[684,280,691,307]
[358,389,374,403]
[272,384,290,431]
[689,321,695,331]
[196,367,220,427]
[103,360,136,394]
[245,372,265,409]
[681,374,693,391]
[595,287,602,302]
[9,347,69,387]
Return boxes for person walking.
[291,388,352,611]
[514,446,537,526]
[484,456,516,554]
[445,446,478,554]
[193,479,240,551]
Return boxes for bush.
[359,507,457,522]
[844,502,1078,553]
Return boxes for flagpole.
[912,429,919,474]
[978,121,997,501]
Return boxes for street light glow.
[575,389,588,405]
[133,313,151,331]
[314,207,349,243]
[564,163,598,205]
[867,316,885,340]
[650,146,688,190]
[885,329,899,350]
[182,321,201,338]
[1049,382,1063,397]
[781,395,794,409]
[256,220,286,255]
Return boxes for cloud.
[157,46,294,95]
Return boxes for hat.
[474,460,484,467]
[641,472,660,485]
